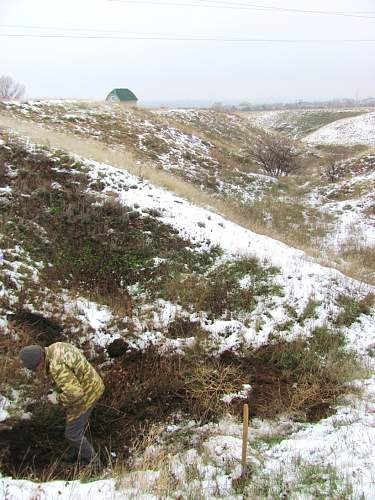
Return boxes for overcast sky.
[1,0,374,105]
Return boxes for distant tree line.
[211,97,375,112]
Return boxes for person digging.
[19,342,105,469]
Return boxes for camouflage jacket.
[45,342,104,422]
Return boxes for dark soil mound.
[8,311,64,346]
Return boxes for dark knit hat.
[19,345,44,371]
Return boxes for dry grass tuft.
[338,239,375,284]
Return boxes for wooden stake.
[241,403,249,477]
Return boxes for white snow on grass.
[308,163,375,251]
[0,395,10,422]
[71,298,114,348]
[221,384,252,404]
[0,390,32,423]
[84,157,375,355]
[0,477,157,500]
[323,196,375,248]
[304,111,375,146]
[0,244,44,311]
[245,108,369,139]
[260,376,375,499]
[246,110,285,130]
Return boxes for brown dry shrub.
[0,326,364,481]
[0,330,34,393]
[339,240,375,284]
[288,378,322,414]
[247,132,302,177]
[166,318,206,339]
[99,326,362,432]
[184,360,247,419]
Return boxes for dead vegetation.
[247,132,302,177]
[1,250,367,483]
[0,75,25,100]
[0,322,363,481]
[339,241,375,284]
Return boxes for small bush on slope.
[153,255,281,317]
[334,293,374,327]
[247,132,302,177]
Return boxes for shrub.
[247,132,302,177]
[334,293,374,327]
[155,255,281,318]
[323,159,346,182]
[0,159,7,187]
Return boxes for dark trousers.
[64,405,97,463]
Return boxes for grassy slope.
[1,131,373,484]
[1,101,374,284]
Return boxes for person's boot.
[80,455,103,477]
[91,455,103,475]
[62,448,79,464]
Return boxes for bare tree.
[248,133,301,177]
[0,75,25,100]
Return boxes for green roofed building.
[105,88,138,107]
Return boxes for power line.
[107,0,375,19]
[2,25,374,43]
[175,0,375,16]
[1,33,374,43]
[0,24,188,36]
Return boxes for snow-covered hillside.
[1,128,375,498]
[310,155,375,248]
[245,109,368,139]
[304,111,375,146]
[0,100,275,206]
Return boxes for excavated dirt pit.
[0,346,335,481]
[0,314,342,481]
[0,407,133,480]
